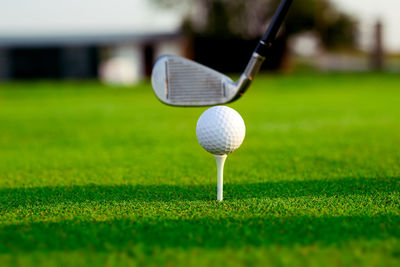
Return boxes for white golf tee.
[214,154,227,201]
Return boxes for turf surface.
[0,73,399,266]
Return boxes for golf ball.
[196,106,246,155]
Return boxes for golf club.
[151,0,293,106]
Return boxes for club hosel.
[244,52,265,79]
[231,52,265,101]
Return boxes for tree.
[155,0,357,48]
[154,0,358,70]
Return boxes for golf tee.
[214,154,227,201]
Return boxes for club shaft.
[255,0,294,57]
[230,0,293,101]
[232,0,294,102]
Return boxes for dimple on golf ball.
[196,106,246,155]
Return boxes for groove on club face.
[167,57,224,101]
[152,55,235,106]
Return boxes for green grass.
[0,73,399,266]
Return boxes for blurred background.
[0,0,399,85]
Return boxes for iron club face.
[151,54,265,107]
[152,55,235,106]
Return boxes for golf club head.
[151,0,293,107]
[151,55,237,106]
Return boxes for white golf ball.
[196,106,246,155]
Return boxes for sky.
[0,0,399,52]
[333,0,400,52]
[0,0,183,36]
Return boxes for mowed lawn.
[0,73,399,266]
